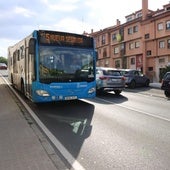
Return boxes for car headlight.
[36,90,50,96]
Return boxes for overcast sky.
[0,0,169,57]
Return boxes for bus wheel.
[21,80,25,95]
[11,74,14,86]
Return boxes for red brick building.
[89,0,170,82]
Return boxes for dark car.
[96,67,125,95]
[0,63,7,70]
[161,72,170,98]
[120,69,150,88]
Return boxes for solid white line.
[83,97,170,123]
[2,76,85,170]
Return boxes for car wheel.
[114,90,122,95]
[145,79,150,87]
[164,90,170,98]
[129,80,136,88]
[96,88,103,95]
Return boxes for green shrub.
[0,56,7,65]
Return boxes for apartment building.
[89,0,170,82]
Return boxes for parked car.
[0,63,7,70]
[161,72,170,98]
[96,67,125,95]
[119,69,150,88]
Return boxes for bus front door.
[25,52,34,99]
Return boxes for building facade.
[89,0,170,82]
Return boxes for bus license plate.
[65,96,77,100]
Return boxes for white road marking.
[82,98,170,123]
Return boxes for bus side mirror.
[95,51,98,61]
[28,38,36,55]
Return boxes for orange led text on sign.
[44,33,83,44]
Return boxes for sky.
[0,0,169,57]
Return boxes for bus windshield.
[39,46,95,83]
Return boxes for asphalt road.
[1,70,170,170]
[27,88,170,170]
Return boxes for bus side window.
[29,38,36,55]
[20,46,24,59]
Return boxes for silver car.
[96,67,125,95]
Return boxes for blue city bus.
[8,30,96,103]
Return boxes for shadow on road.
[30,100,94,168]
[92,92,128,104]
[124,86,152,93]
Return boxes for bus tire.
[11,74,14,86]
[21,79,25,95]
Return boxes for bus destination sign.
[38,30,93,48]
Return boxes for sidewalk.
[0,76,58,170]
[149,82,162,89]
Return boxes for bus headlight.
[88,87,96,94]
[36,90,50,97]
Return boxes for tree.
[0,56,7,65]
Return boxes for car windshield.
[123,70,143,76]
[164,73,170,80]
[103,70,121,76]
[39,46,95,83]
[123,71,130,75]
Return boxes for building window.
[20,46,25,59]
[148,67,153,71]
[101,35,106,45]
[158,23,163,30]
[159,58,165,63]
[135,41,140,48]
[103,48,107,58]
[16,50,20,61]
[145,34,150,39]
[129,42,134,49]
[168,39,170,49]
[115,60,121,68]
[120,43,124,50]
[114,47,119,54]
[128,27,133,34]
[112,33,116,41]
[105,59,109,66]
[159,41,165,48]
[97,36,100,43]
[130,58,135,65]
[119,27,124,41]
[146,50,152,56]
[133,25,138,32]
[166,21,170,30]
[136,12,142,18]
[99,60,103,66]
[127,16,133,22]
